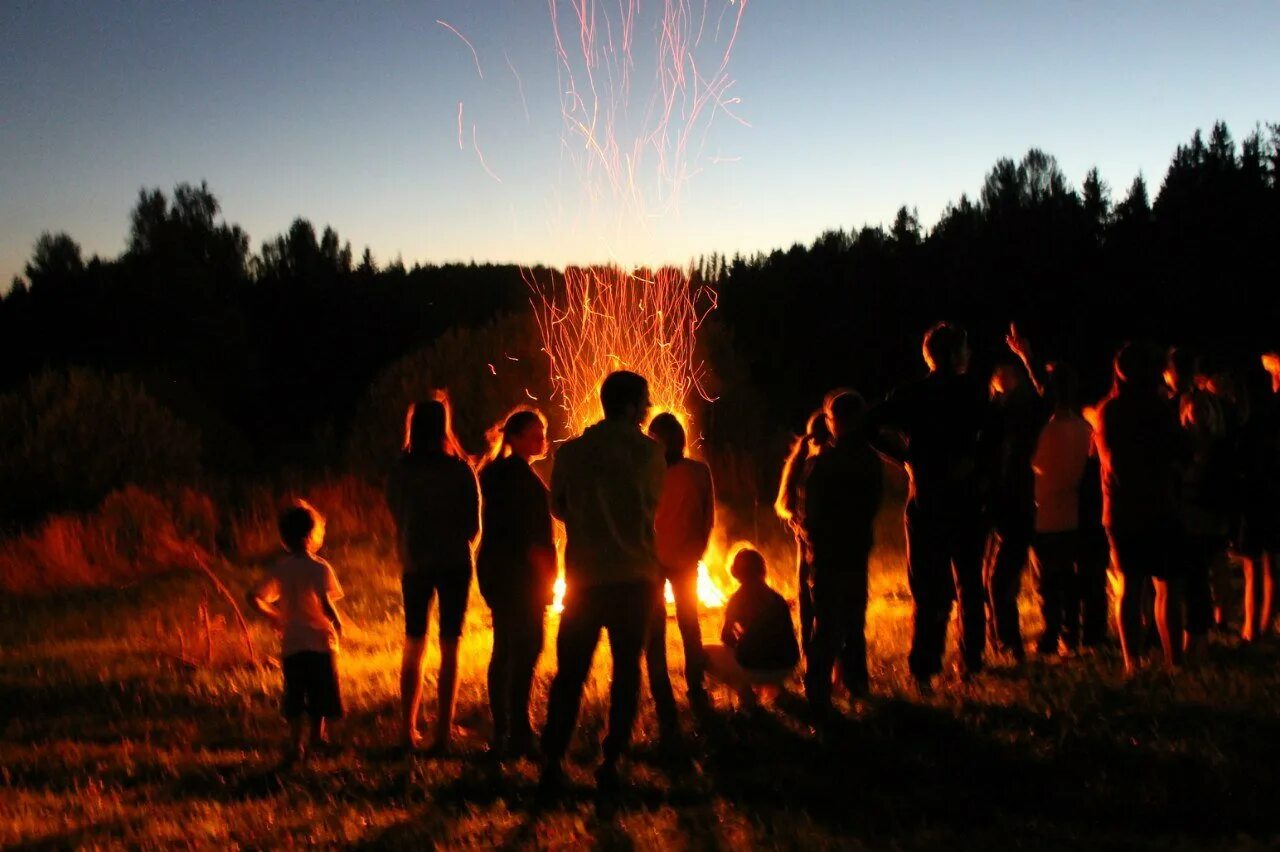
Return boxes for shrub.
[0,368,203,526]
[0,485,213,595]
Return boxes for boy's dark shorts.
[402,566,471,640]
[282,651,343,719]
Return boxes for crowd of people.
[246,323,1280,794]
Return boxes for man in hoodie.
[539,371,667,794]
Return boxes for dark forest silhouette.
[3,120,1278,529]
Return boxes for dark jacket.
[799,439,883,568]
[477,455,556,608]
[723,583,801,671]
[1096,390,1184,531]
[386,452,480,573]
[869,372,996,515]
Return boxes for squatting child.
[249,500,345,763]
[703,548,800,709]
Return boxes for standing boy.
[249,500,345,764]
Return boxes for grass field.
[5,506,1280,850]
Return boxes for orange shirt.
[654,458,715,575]
[1032,412,1093,533]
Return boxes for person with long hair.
[775,409,831,655]
[800,390,884,716]
[477,408,556,758]
[385,394,479,753]
[644,411,715,746]
[1095,343,1187,673]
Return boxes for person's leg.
[905,504,953,686]
[1262,551,1277,637]
[1080,534,1110,647]
[487,608,512,751]
[507,605,545,751]
[600,583,657,770]
[282,653,307,760]
[1183,539,1215,662]
[1242,554,1260,642]
[989,514,1032,661]
[1034,533,1067,654]
[430,567,471,753]
[804,569,839,715]
[540,588,603,767]
[644,591,681,741]
[399,573,430,746]
[1152,577,1185,669]
[838,563,870,695]
[671,568,706,702]
[953,514,990,677]
[1111,532,1149,674]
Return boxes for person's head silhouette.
[600,371,651,426]
[922,322,970,375]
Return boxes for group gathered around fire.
[247,322,1280,794]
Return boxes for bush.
[0,485,214,595]
[0,368,203,526]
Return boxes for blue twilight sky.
[2,1,1278,285]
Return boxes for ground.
[5,507,1280,850]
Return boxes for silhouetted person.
[540,371,666,795]
[775,409,831,655]
[645,412,715,745]
[1237,352,1280,642]
[248,500,345,765]
[703,548,800,711]
[1178,387,1230,664]
[986,326,1048,662]
[870,322,994,689]
[477,409,556,757]
[386,395,479,752]
[1029,363,1094,655]
[1076,409,1111,649]
[1096,343,1187,673]
[800,390,883,714]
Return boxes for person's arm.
[462,463,481,545]
[868,392,910,468]
[321,594,344,639]
[247,577,283,630]
[322,563,345,637]
[798,458,824,545]
[721,597,742,647]
[1006,323,1046,398]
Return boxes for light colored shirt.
[253,554,343,655]
[1032,412,1094,533]
[550,419,666,589]
[654,458,715,575]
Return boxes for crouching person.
[703,548,800,710]
[249,500,345,765]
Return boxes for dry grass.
[4,504,1280,849]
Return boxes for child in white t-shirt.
[249,500,345,763]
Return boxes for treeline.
[712,121,1280,428]
[2,120,1278,527]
